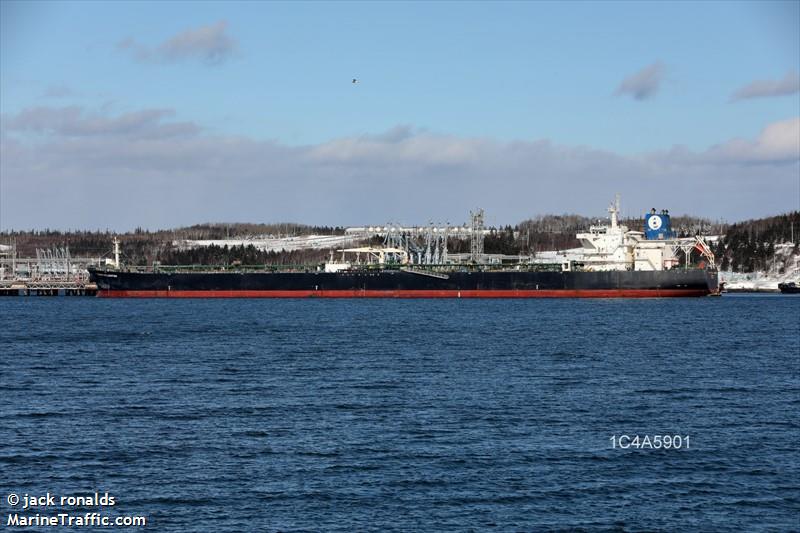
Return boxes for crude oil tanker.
[89,200,719,298]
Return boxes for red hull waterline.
[98,289,713,298]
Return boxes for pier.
[1,243,101,297]
[0,280,97,297]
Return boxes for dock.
[0,281,97,297]
[1,243,101,296]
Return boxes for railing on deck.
[109,262,569,274]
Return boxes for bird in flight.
[352,78,358,84]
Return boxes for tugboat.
[778,281,800,294]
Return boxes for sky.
[1,0,799,230]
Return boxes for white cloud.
[311,131,484,166]
[700,117,800,163]
[118,21,237,65]
[4,106,200,139]
[615,62,665,101]
[1,107,798,230]
[731,71,800,101]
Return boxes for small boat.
[778,282,800,294]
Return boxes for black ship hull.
[90,268,719,298]
[778,282,800,294]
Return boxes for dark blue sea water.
[2,295,799,531]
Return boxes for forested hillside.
[1,223,344,265]
[713,212,800,273]
[3,212,798,272]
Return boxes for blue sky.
[1,1,798,229]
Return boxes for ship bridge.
[574,197,631,271]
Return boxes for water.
[2,295,798,531]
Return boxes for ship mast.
[608,193,620,230]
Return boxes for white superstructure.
[573,196,715,272]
